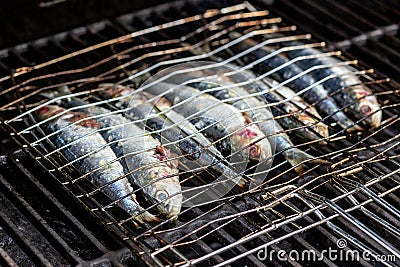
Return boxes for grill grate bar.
[326,200,400,259]
[0,168,81,264]
[267,0,400,84]
[11,147,120,255]
[329,25,399,50]
[0,3,248,86]
[0,208,53,266]
[0,246,18,267]
[345,0,395,25]
[2,29,396,264]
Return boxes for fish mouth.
[364,109,382,129]
[249,144,262,160]
[359,100,382,129]
[248,138,273,163]
[232,128,272,161]
[231,137,264,161]
[163,202,182,218]
[151,175,182,218]
[156,191,182,218]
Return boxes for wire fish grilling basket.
[0,1,399,266]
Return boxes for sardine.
[138,82,273,177]
[63,100,182,219]
[192,63,329,142]
[279,43,381,128]
[180,54,328,143]
[99,84,252,189]
[228,32,363,132]
[35,105,159,223]
[263,77,329,140]
[165,65,329,174]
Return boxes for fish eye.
[249,145,260,157]
[156,191,168,202]
[360,105,372,115]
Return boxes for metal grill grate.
[0,1,399,266]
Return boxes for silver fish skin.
[99,85,253,188]
[35,105,159,223]
[306,55,381,128]
[105,87,223,159]
[193,63,329,142]
[167,68,328,174]
[142,82,273,166]
[263,77,329,140]
[64,100,182,219]
[229,32,362,132]
[268,37,382,129]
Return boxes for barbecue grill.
[0,0,399,266]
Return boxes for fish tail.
[319,98,363,132]
[211,160,248,189]
[283,148,330,174]
[135,210,161,224]
[119,196,160,224]
[237,178,247,189]
[331,111,363,132]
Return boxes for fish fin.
[241,112,253,124]
[284,148,330,175]
[136,211,161,224]
[331,112,363,132]
[237,178,247,189]
[318,140,328,146]
[345,124,364,132]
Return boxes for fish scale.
[229,32,363,132]
[141,81,273,185]
[35,105,158,224]
[262,77,329,142]
[293,50,381,128]
[64,99,183,219]
[99,85,254,188]
[145,82,271,156]
[165,65,328,174]
[267,37,382,128]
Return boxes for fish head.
[153,178,182,218]
[354,86,382,128]
[35,105,64,120]
[231,127,272,162]
[296,112,315,127]
[251,138,273,164]
[145,168,182,218]
[313,122,330,139]
[297,112,330,138]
